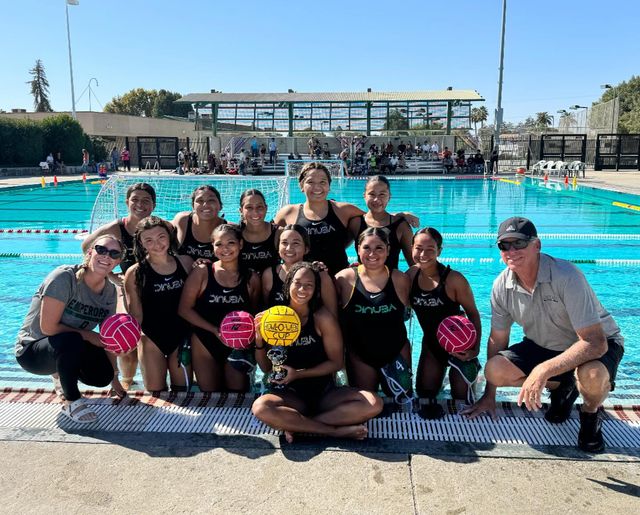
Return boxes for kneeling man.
[464,217,624,453]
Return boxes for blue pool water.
[1,177,638,403]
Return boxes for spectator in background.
[207,152,217,174]
[269,138,278,165]
[490,148,499,175]
[421,141,430,159]
[430,142,439,160]
[239,148,248,175]
[191,151,199,172]
[121,147,131,172]
[81,148,90,173]
[177,148,185,174]
[389,154,399,173]
[397,141,407,155]
[474,151,485,174]
[110,147,119,171]
[322,143,331,160]
[250,137,259,158]
[259,143,267,167]
[46,152,54,172]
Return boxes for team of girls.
[18,175,482,431]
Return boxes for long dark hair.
[126,182,156,205]
[412,227,443,248]
[191,185,223,209]
[133,216,179,292]
[298,162,331,185]
[239,189,267,227]
[283,261,322,312]
[356,226,390,248]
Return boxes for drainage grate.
[0,391,638,448]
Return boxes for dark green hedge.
[0,114,106,166]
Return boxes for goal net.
[284,159,345,179]
[88,174,290,232]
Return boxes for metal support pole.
[65,2,77,119]
[493,0,507,174]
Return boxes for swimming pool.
[1,176,638,404]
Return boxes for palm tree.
[471,106,489,135]
[27,59,52,112]
[535,111,553,128]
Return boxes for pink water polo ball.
[220,311,256,349]
[100,314,141,354]
[436,315,477,354]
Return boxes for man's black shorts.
[499,336,624,390]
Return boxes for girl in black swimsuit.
[173,185,225,261]
[349,175,414,270]
[252,262,382,443]
[178,224,261,392]
[238,189,281,274]
[406,228,482,417]
[124,216,193,392]
[261,224,338,316]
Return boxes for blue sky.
[1,0,637,124]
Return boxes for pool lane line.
[4,231,639,240]
[0,229,87,234]
[2,253,640,266]
[612,201,640,212]
[441,233,640,240]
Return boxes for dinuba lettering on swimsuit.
[354,304,398,315]
[294,334,316,347]
[411,295,445,308]
[65,300,110,322]
[184,245,214,259]
[154,278,184,293]
[207,293,245,304]
[305,223,336,236]
[242,249,274,261]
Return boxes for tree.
[104,88,156,117]
[152,89,191,118]
[27,59,52,112]
[105,88,192,118]
[594,75,640,133]
[535,112,553,128]
[470,106,488,135]
[382,109,409,131]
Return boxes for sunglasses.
[497,238,531,251]
[94,244,123,260]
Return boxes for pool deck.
[2,170,639,513]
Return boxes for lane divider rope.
[442,233,640,240]
[1,253,639,267]
[0,229,87,234]
[1,230,638,240]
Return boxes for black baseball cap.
[497,217,537,242]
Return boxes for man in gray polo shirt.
[463,217,624,453]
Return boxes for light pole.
[570,105,588,133]
[87,78,98,112]
[65,0,79,119]
[601,84,617,133]
[557,110,569,131]
[493,0,507,174]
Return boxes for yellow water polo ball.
[260,305,302,347]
